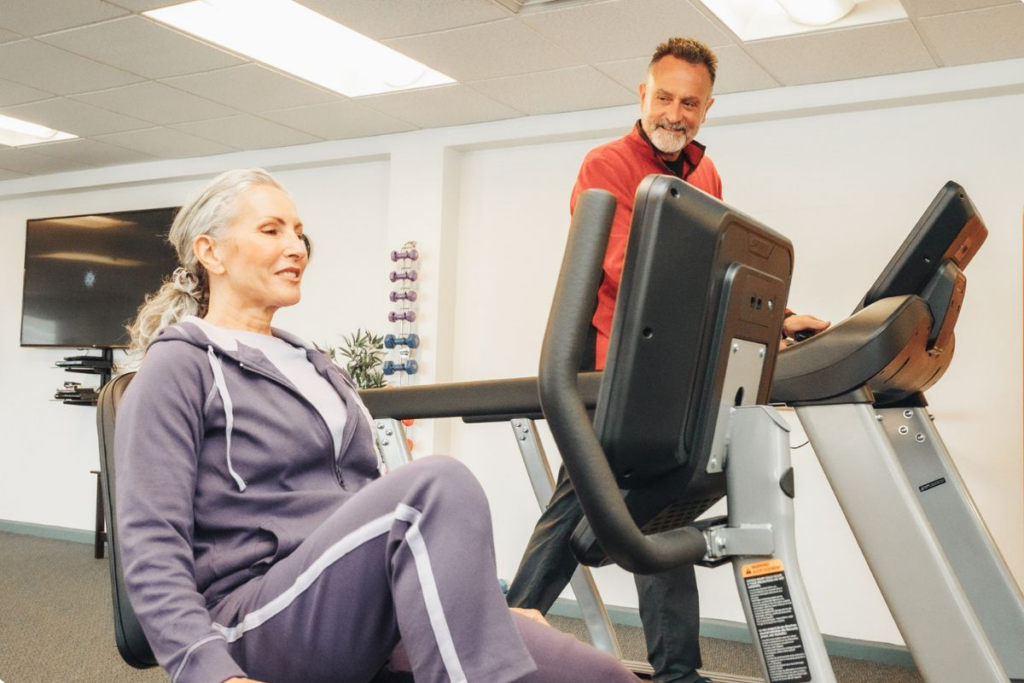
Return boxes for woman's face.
[212,184,308,313]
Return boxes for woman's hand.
[224,678,265,683]
[511,607,550,627]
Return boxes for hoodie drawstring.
[207,346,246,492]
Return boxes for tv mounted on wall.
[20,207,180,348]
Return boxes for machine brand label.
[749,235,775,259]
[919,477,946,492]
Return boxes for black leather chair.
[96,371,157,669]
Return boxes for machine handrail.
[771,294,933,404]
[359,372,602,422]
[538,189,708,575]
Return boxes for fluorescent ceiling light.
[699,0,908,41]
[0,114,77,148]
[776,0,854,26]
[145,0,455,97]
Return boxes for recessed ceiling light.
[145,0,455,98]
[699,0,908,41]
[0,114,77,148]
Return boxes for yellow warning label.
[742,559,785,578]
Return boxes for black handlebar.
[537,189,708,575]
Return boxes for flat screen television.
[20,207,180,348]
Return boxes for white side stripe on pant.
[396,503,468,683]
[212,512,395,643]
[211,503,468,683]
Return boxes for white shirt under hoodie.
[185,316,348,460]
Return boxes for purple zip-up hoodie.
[115,319,381,683]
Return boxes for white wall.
[0,160,391,530]
[1,59,1021,647]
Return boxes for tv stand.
[53,348,116,559]
[55,348,114,405]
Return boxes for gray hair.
[649,37,718,86]
[127,168,287,356]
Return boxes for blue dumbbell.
[388,311,416,323]
[385,333,420,349]
[390,290,417,302]
[391,248,419,262]
[383,360,418,376]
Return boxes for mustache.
[655,120,689,134]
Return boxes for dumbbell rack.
[385,241,419,387]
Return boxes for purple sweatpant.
[207,456,640,683]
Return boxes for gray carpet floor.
[0,531,922,682]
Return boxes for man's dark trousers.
[506,466,703,683]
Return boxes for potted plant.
[317,329,387,389]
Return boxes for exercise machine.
[363,178,1022,682]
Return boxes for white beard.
[648,124,689,155]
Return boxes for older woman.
[116,169,640,683]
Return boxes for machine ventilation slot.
[641,498,717,535]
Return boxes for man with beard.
[506,38,828,683]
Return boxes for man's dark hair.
[649,37,718,85]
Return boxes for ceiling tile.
[709,45,781,95]
[593,57,648,93]
[903,0,1017,17]
[469,66,636,115]
[0,147,93,175]
[918,5,1024,66]
[73,82,241,125]
[0,0,128,37]
[38,16,244,79]
[0,40,144,95]
[0,77,54,107]
[520,0,730,63]
[382,19,583,82]
[744,21,936,86]
[93,127,239,158]
[359,84,522,128]
[297,0,510,40]
[0,167,31,180]
[261,101,417,140]
[28,137,159,166]
[0,98,152,136]
[171,115,322,150]
[162,64,341,113]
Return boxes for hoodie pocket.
[249,521,288,575]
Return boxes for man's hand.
[780,313,831,350]
[510,607,550,627]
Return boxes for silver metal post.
[878,406,1024,679]
[374,418,413,472]
[796,403,1008,683]
[724,405,837,683]
[510,419,625,660]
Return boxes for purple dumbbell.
[385,333,420,349]
[390,290,418,302]
[389,311,416,323]
[391,248,419,262]
[383,360,418,376]
[390,270,418,282]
